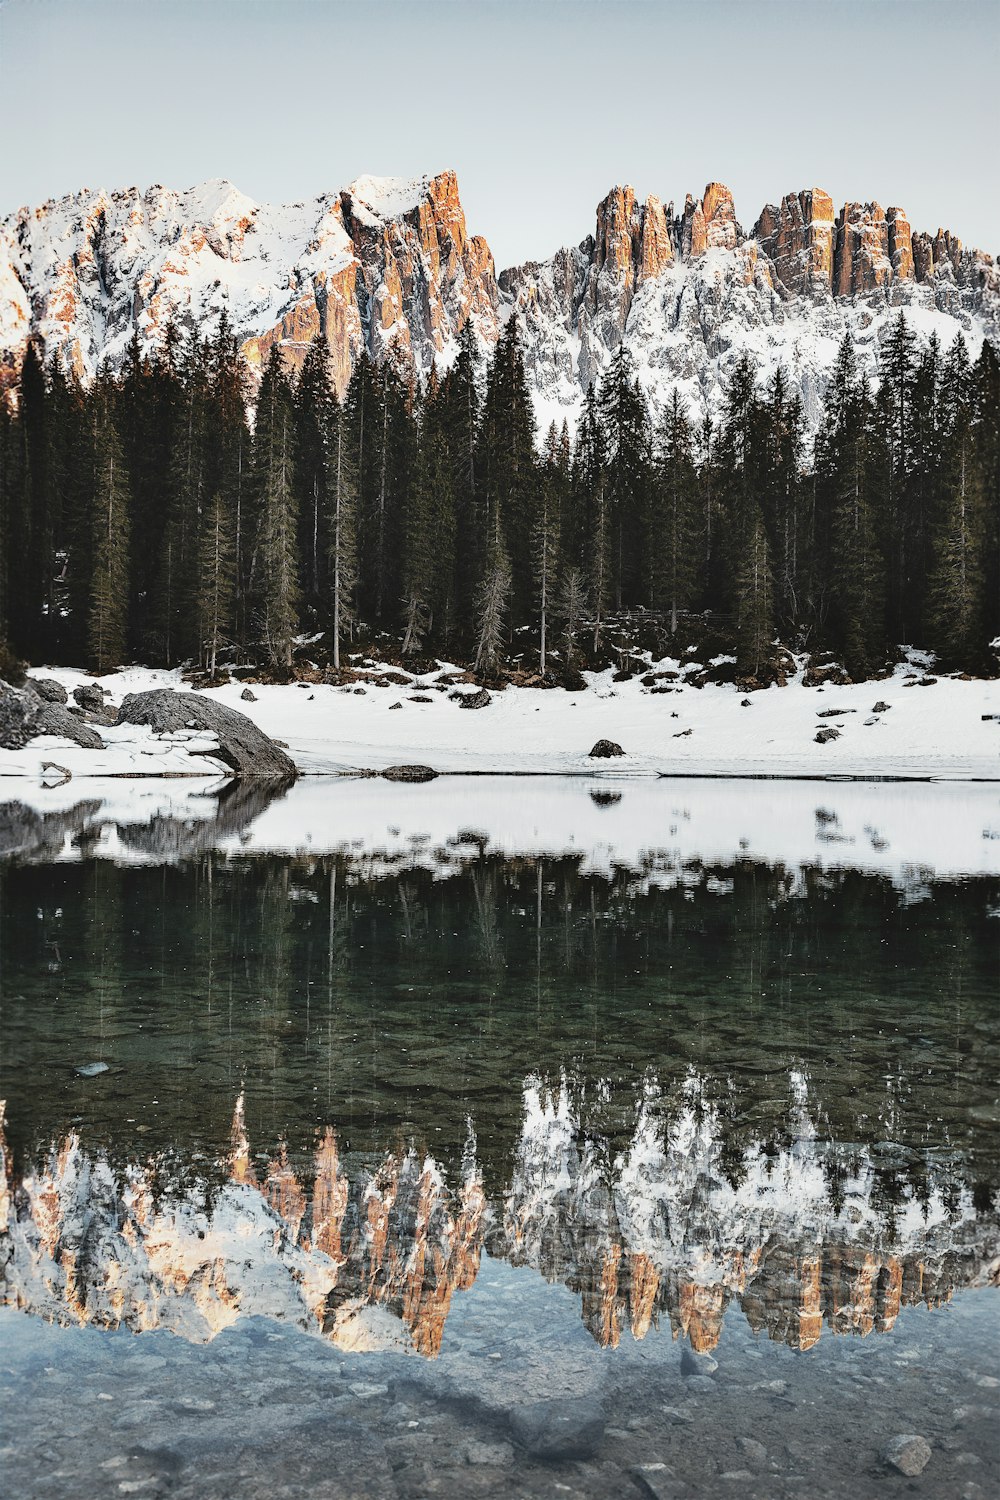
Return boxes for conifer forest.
[2,313,997,683]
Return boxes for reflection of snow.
[4,765,1000,894]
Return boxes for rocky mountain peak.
[1,169,997,435]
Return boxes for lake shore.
[2,656,999,783]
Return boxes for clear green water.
[0,782,997,1499]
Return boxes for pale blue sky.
[2,0,996,267]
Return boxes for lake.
[1,776,998,1499]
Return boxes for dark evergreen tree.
[927,336,987,665]
[650,390,699,634]
[814,338,884,675]
[248,347,299,671]
[597,345,650,608]
[476,320,538,627]
[88,379,131,673]
[327,398,358,670]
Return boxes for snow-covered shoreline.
[2,656,999,783]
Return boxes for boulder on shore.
[589,739,625,758]
[116,689,297,778]
[0,681,106,751]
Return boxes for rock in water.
[884,1435,932,1476]
[382,765,438,782]
[509,1397,605,1460]
[589,739,625,758]
[74,1062,109,1077]
[116,690,296,778]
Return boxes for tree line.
[1,311,997,682]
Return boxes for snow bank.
[5,656,999,782]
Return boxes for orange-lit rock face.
[754,189,835,297]
[834,202,894,296]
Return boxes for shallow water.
[0,778,997,1498]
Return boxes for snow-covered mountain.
[2,170,997,430]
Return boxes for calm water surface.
[0,778,997,1499]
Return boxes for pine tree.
[877,311,919,641]
[759,367,805,635]
[972,339,1000,646]
[88,381,131,674]
[294,336,336,611]
[734,508,773,679]
[438,322,482,642]
[249,347,299,672]
[597,345,650,608]
[476,320,538,627]
[651,390,698,634]
[927,335,987,666]
[556,567,588,671]
[474,537,512,678]
[327,401,358,671]
[197,491,235,677]
[533,425,565,674]
[812,337,884,674]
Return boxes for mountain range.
[2,170,998,430]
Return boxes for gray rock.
[241,688,257,702]
[0,681,38,748]
[817,707,855,717]
[873,701,892,712]
[456,688,492,710]
[382,765,438,782]
[116,690,296,778]
[463,1440,514,1468]
[32,677,68,704]
[815,727,841,744]
[884,1435,932,1476]
[34,702,105,749]
[589,739,625,758]
[630,1463,686,1499]
[72,683,107,712]
[509,1396,604,1460]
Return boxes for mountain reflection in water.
[2,1078,995,1359]
[1,778,997,1397]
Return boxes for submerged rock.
[382,765,438,782]
[116,689,296,778]
[884,1435,932,1476]
[509,1396,605,1460]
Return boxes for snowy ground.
[3,654,999,782]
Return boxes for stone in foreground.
[116,689,296,778]
[589,739,625,758]
[884,1435,932,1476]
[509,1396,605,1460]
